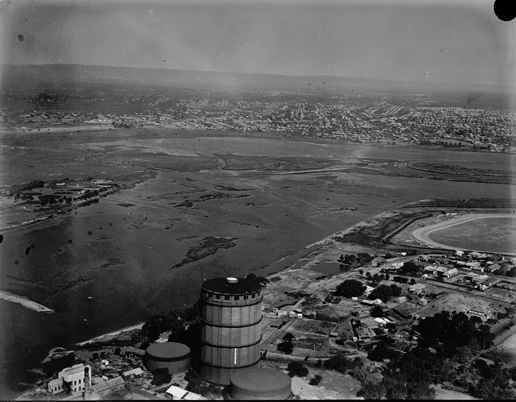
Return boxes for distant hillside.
[0,63,508,95]
[0,64,511,113]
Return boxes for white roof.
[166,385,188,399]
[166,385,206,400]
[122,367,144,377]
[374,317,388,325]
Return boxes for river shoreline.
[75,322,144,347]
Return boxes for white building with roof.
[47,363,92,395]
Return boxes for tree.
[368,284,401,302]
[141,315,166,344]
[246,273,268,286]
[472,376,514,400]
[277,340,293,354]
[455,346,474,364]
[287,362,309,377]
[393,276,408,284]
[370,305,384,317]
[371,347,439,400]
[368,342,399,362]
[334,279,365,298]
[399,261,422,276]
[324,354,361,374]
[357,382,386,399]
[390,284,402,297]
[474,358,494,379]
[416,311,494,356]
[283,332,295,342]
[175,321,202,369]
[385,323,396,333]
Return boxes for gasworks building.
[200,276,264,385]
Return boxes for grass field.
[426,215,516,254]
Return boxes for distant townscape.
[1,65,514,152]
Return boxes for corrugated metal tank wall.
[200,283,263,385]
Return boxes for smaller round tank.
[145,342,191,375]
[229,367,292,400]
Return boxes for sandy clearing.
[0,290,54,313]
[432,385,477,400]
[291,376,362,400]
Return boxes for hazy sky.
[1,0,514,87]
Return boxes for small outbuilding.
[229,367,291,400]
[145,342,191,375]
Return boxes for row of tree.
[357,311,513,400]
[322,310,514,399]
[334,279,402,303]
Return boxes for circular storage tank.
[229,367,292,400]
[145,342,191,375]
[200,276,264,385]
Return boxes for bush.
[368,342,400,362]
[324,354,361,374]
[370,305,384,317]
[471,376,513,400]
[151,368,171,386]
[42,353,77,377]
[510,366,516,381]
[334,279,366,298]
[368,284,402,302]
[338,253,372,270]
[393,276,408,284]
[399,261,422,276]
[309,374,322,385]
[142,315,166,343]
[391,284,402,297]
[184,369,205,394]
[474,358,496,379]
[357,382,386,399]
[287,362,309,377]
[277,341,293,354]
